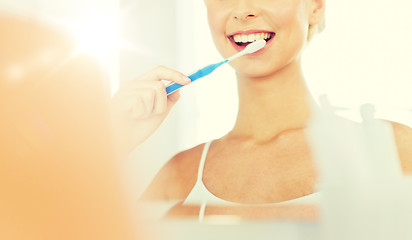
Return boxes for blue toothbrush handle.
[166,60,228,95]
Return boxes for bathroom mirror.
[2,0,411,239]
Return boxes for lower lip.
[229,35,275,54]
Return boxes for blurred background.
[1,0,411,201]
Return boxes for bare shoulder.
[139,143,206,201]
[389,121,412,174]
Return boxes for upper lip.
[227,29,275,37]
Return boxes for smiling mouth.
[229,32,275,47]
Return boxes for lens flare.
[72,10,120,60]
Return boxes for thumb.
[167,90,181,105]
[165,90,181,113]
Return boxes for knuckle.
[135,96,145,108]
[149,88,157,97]
[141,89,154,100]
[153,81,165,90]
[155,65,167,71]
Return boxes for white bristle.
[226,39,267,62]
[243,39,266,54]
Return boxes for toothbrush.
[165,39,266,95]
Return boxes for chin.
[235,68,275,79]
[234,54,301,80]
[231,61,281,79]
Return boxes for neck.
[230,59,315,143]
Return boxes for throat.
[233,64,314,142]
[232,96,312,143]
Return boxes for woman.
[112,0,412,210]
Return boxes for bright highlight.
[72,10,120,60]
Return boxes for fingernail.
[182,76,191,84]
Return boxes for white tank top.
[183,141,321,221]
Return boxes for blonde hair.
[308,18,326,41]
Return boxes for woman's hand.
[111,66,191,155]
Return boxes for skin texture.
[135,0,412,218]
[111,66,190,156]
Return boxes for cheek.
[266,2,309,55]
[207,12,220,36]
[267,2,307,30]
[206,6,228,37]
[206,6,232,57]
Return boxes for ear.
[308,0,325,26]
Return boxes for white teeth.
[241,35,248,43]
[233,33,273,43]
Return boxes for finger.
[163,90,181,114]
[139,65,191,85]
[130,96,146,119]
[112,91,141,116]
[153,81,167,115]
[167,90,180,105]
[131,88,156,119]
[128,81,168,116]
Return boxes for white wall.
[303,1,412,124]
[119,0,182,199]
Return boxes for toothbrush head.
[243,39,266,55]
[226,39,267,62]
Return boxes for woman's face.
[204,0,322,79]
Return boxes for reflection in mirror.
[126,0,412,239]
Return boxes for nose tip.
[231,0,260,21]
[234,13,257,21]
[233,7,259,22]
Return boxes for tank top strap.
[197,141,212,182]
